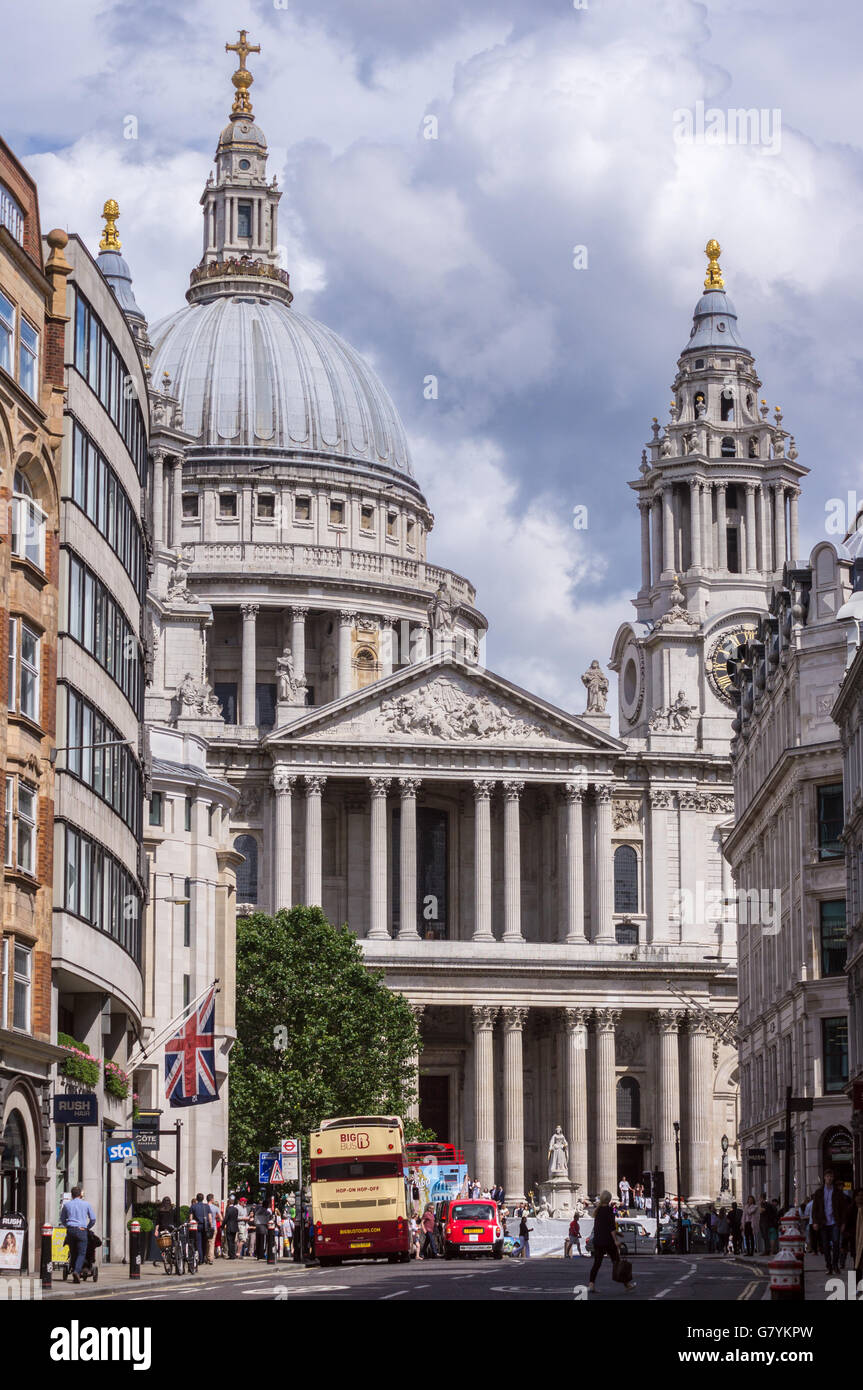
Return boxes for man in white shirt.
[619,1177,631,1213]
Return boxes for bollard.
[267,1219,276,1264]
[769,1247,803,1301]
[129,1220,141,1280]
[41,1224,53,1290]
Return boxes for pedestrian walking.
[419,1205,438,1258]
[518,1213,533,1258]
[841,1187,863,1281]
[205,1193,219,1263]
[237,1197,250,1256]
[282,1210,294,1258]
[587,1191,636,1293]
[716,1208,730,1254]
[764,1198,780,1256]
[619,1177,631,1213]
[190,1193,213,1263]
[254,1199,271,1259]
[222,1195,239,1259]
[409,1215,421,1258]
[59,1186,96,1284]
[803,1194,815,1252]
[743,1195,757,1256]
[810,1168,850,1275]
[729,1202,742,1255]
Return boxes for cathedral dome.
[149,294,414,477]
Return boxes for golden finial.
[99,199,121,251]
[226,29,261,118]
[704,238,724,290]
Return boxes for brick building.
[0,135,67,1273]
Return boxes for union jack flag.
[165,987,219,1108]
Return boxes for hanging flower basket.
[57,1033,101,1088]
[104,1060,131,1100]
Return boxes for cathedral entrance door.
[419,1074,450,1142]
[616,1143,643,1198]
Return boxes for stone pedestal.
[539,1176,577,1219]
[276,697,306,725]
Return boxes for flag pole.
[126,979,219,1071]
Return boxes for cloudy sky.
[12,0,863,722]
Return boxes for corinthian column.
[473,780,495,942]
[338,611,355,699]
[683,1015,713,1202]
[650,1010,681,1186]
[561,783,586,943]
[271,769,295,910]
[773,483,787,570]
[398,777,421,940]
[380,618,395,679]
[240,602,259,726]
[472,1005,498,1186]
[290,606,308,685]
[561,1007,589,1190]
[789,490,800,563]
[502,781,524,942]
[172,459,183,548]
[638,500,651,590]
[151,451,165,550]
[689,478,702,569]
[303,775,326,906]
[662,485,674,574]
[593,785,615,944]
[716,483,727,571]
[745,484,757,572]
[593,1008,620,1195]
[368,777,392,940]
[501,1006,528,1204]
[651,497,663,586]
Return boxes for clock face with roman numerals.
[707,624,757,703]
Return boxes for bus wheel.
[386,1254,399,1264]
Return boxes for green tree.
[229,906,427,1187]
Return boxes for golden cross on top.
[226,29,260,71]
[226,29,260,116]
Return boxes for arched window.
[616,1077,641,1128]
[234,834,258,904]
[354,647,378,690]
[748,435,759,459]
[694,391,706,416]
[615,920,639,945]
[720,436,736,457]
[720,389,734,422]
[614,845,638,913]
[1,1110,28,1218]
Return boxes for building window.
[235,835,258,903]
[406,519,416,547]
[615,920,639,945]
[8,619,41,723]
[182,493,199,519]
[11,480,47,570]
[184,797,192,832]
[66,553,142,717]
[255,683,276,728]
[0,289,14,374]
[295,496,311,522]
[391,807,449,939]
[183,974,191,1009]
[817,785,844,859]
[18,317,38,399]
[71,288,148,485]
[12,944,31,1031]
[214,683,237,724]
[720,436,736,457]
[149,792,163,827]
[257,493,275,519]
[183,878,191,947]
[219,493,237,518]
[237,201,252,238]
[60,821,142,962]
[360,505,374,531]
[616,1076,641,1127]
[16,782,36,875]
[822,1016,849,1094]
[329,499,345,527]
[820,900,846,977]
[720,390,734,422]
[613,845,638,913]
[0,184,24,243]
[386,512,398,538]
[4,778,12,867]
[70,423,146,600]
[63,686,142,838]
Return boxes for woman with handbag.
[588,1191,636,1293]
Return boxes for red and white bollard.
[779,1209,805,1262]
[769,1247,803,1300]
[41,1224,53,1289]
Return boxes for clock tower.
[610,241,808,753]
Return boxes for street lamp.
[673,1120,684,1252]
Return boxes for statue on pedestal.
[547,1124,569,1179]
[276,646,299,702]
[581,660,608,714]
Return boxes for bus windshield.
[312,1159,403,1180]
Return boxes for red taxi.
[440,1199,504,1260]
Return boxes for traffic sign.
[259,1150,283,1183]
[280,1138,298,1157]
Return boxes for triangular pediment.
[265,657,624,751]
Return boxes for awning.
[129,1172,159,1190]
[139,1150,174,1177]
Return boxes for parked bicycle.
[157,1222,199,1276]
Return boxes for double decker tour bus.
[406,1140,468,1212]
[310,1115,411,1265]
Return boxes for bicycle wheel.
[187,1242,199,1274]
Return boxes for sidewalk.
[743,1250,850,1301]
[39,1253,306,1299]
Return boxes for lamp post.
[673,1120,684,1252]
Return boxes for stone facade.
[0,136,67,1273]
[727,544,856,1197]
